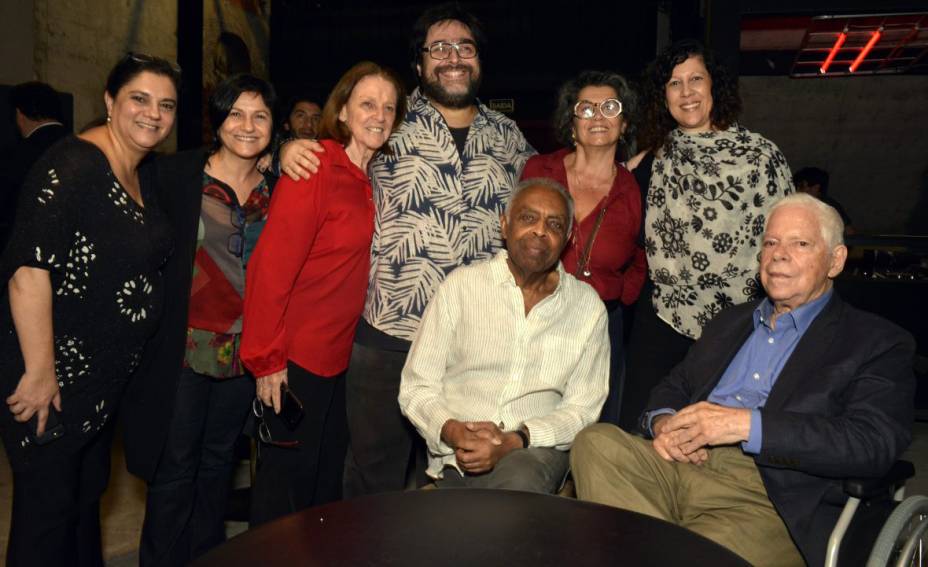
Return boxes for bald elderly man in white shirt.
[399,178,609,493]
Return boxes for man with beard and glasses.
[399,179,608,494]
[280,3,535,498]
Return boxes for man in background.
[281,96,322,140]
[0,81,68,247]
[794,166,855,235]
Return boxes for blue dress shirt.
[647,290,833,453]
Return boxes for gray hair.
[506,177,575,234]
[765,193,845,249]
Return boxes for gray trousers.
[435,447,569,494]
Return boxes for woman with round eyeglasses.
[0,52,178,567]
[520,70,646,426]
[619,39,793,431]
[123,74,278,565]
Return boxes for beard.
[420,63,481,109]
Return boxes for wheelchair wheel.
[866,495,928,567]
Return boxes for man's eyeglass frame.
[420,41,478,61]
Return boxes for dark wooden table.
[194,489,750,566]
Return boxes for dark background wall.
[1,1,925,233]
[267,0,927,233]
[269,0,658,153]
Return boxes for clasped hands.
[651,402,751,465]
[441,419,521,475]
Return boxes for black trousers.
[6,418,115,567]
[140,369,253,566]
[619,288,695,432]
[597,300,626,426]
[342,342,420,498]
[249,362,348,526]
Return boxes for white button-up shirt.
[399,251,609,478]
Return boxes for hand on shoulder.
[280,139,325,181]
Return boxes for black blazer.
[121,149,208,481]
[644,293,915,567]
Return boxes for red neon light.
[819,32,847,74]
[849,30,882,73]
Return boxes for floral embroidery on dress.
[37,169,60,205]
[57,232,95,298]
[55,335,90,388]
[115,274,154,323]
[108,181,145,224]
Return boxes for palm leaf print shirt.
[365,88,535,341]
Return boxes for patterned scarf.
[644,124,793,339]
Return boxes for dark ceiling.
[264,0,927,152]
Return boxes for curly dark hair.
[410,2,487,72]
[637,39,741,153]
[552,70,638,159]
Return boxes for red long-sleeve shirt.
[521,148,646,305]
[241,139,374,378]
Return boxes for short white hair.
[765,193,845,249]
[506,177,575,234]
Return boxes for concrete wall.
[0,0,36,85]
[33,0,178,145]
[740,75,928,234]
[203,0,270,86]
[24,1,271,150]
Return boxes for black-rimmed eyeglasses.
[573,98,623,120]
[421,41,478,60]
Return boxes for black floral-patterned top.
[644,124,793,340]
[0,136,172,467]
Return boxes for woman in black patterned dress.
[0,53,179,567]
[620,40,794,431]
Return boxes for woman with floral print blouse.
[620,40,793,431]
[125,74,278,565]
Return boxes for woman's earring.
[106,115,112,124]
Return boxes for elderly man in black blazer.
[571,192,915,567]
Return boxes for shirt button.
[753,372,760,380]
[768,337,775,344]
[736,395,742,401]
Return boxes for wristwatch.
[514,426,530,448]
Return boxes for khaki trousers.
[571,424,805,567]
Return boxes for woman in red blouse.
[520,70,646,426]
[241,61,406,523]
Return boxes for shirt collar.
[25,121,63,138]
[320,138,368,182]
[490,249,567,296]
[409,87,489,126]
[754,289,833,333]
